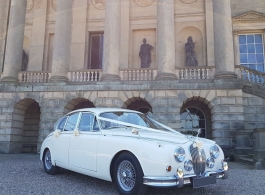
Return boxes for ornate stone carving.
[134,0,155,7]
[34,0,44,9]
[232,11,265,22]
[26,0,34,13]
[179,0,197,4]
[52,0,57,11]
[91,0,106,10]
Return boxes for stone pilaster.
[213,0,237,79]
[1,0,27,83]
[49,0,72,83]
[70,0,87,70]
[156,0,177,80]
[233,31,240,66]
[28,0,48,71]
[101,0,121,81]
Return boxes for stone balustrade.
[67,70,102,82]
[236,65,265,85]
[120,69,157,81]
[19,71,50,83]
[177,67,214,80]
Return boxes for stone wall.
[231,0,265,16]
[243,93,265,131]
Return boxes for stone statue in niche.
[139,38,153,68]
[185,36,198,66]
[21,50,28,71]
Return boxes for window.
[180,107,206,138]
[54,117,67,131]
[64,113,80,131]
[239,34,265,72]
[78,112,97,131]
[88,33,104,69]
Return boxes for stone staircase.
[234,147,254,166]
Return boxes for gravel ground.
[0,154,264,195]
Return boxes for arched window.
[180,107,206,138]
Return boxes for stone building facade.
[0,0,265,156]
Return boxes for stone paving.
[0,154,264,195]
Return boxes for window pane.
[89,33,104,69]
[255,34,262,43]
[247,35,254,43]
[240,54,247,63]
[239,35,246,44]
[240,45,247,53]
[78,113,95,131]
[256,54,264,63]
[248,54,256,63]
[247,44,255,53]
[248,64,256,70]
[64,113,79,131]
[257,64,264,72]
[256,44,264,53]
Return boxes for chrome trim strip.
[143,170,227,187]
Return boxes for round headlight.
[206,158,215,168]
[210,145,220,159]
[184,160,193,171]
[174,147,186,162]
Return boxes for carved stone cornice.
[26,0,34,13]
[133,0,154,7]
[179,0,197,4]
[232,11,265,23]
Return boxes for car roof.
[66,107,142,116]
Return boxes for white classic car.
[40,108,228,195]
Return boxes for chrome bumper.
[143,168,228,188]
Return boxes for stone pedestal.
[253,128,265,169]
[156,0,177,80]
[101,0,121,81]
[49,0,72,83]
[212,0,237,80]
[1,0,27,83]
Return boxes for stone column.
[156,0,177,80]
[213,0,237,79]
[49,0,72,83]
[101,0,121,81]
[1,0,27,83]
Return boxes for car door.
[68,112,101,171]
[53,113,80,165]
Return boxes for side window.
[64,113,80,131]
[78,113,98,131]
[54,116,67,131]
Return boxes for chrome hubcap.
[117,160,136,191]
[44,150,52,170]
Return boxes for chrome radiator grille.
[189,144,206,176]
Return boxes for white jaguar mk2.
[40,108,228,195]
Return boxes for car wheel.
[113,152,147,195]
[43,149,60,175]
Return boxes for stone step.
[238,157,254,166]
[248,154,254,159]
[234,147,254,156]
